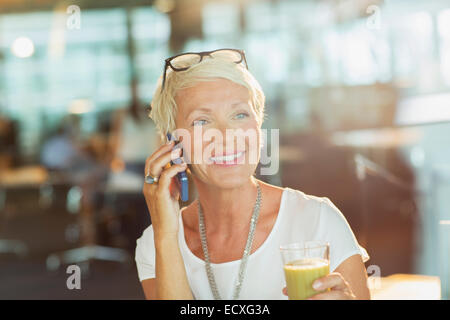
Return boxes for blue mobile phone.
[167,133,189,202]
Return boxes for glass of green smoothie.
[280,241,330,300]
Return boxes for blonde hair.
[148,54,266,142]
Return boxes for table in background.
[369,274,441,300]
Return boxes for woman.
[135,49,370,300]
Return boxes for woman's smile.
[209,150,246,166]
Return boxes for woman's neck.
[193,177,260,236]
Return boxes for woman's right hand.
[143,140,187,240]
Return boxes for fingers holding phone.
[166,133,189,202]
[142,140,187,237]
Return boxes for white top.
[135,187,370,300]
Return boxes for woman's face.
[174,78,261,189]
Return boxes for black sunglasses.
[161,48,248,92]
[147,48,248,113]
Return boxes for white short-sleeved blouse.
[135,187,370,299]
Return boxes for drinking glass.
[280,241,330,300]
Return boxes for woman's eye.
[192,119,208,126]
[235,113,249,119]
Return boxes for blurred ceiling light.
[154,0,176,13]
[68,99,93,114]
[48,9,67,59]
[48,29,66,58]
[11,37,35,58]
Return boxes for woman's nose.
[215,119,242,136]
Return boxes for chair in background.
[0,166,49,258]
[45,168,132,274]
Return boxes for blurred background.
[0,0,449,299]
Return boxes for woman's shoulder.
[279,186,332,211]
[252,180,327,211]
[280,187,350,230]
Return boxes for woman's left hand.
[282,272,356,300]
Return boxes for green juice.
[284,258,330,300]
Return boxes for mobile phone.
[167,133,189,202]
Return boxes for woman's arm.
[141,234,193,300]
[333,254,370,299]
[141,279,157,299]
[140,141,194,300]
[309,254,370,300]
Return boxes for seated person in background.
[107,102,159,188]
[0,113,19,170]
[40,124,80,172]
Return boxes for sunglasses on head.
[148,48,248,113]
